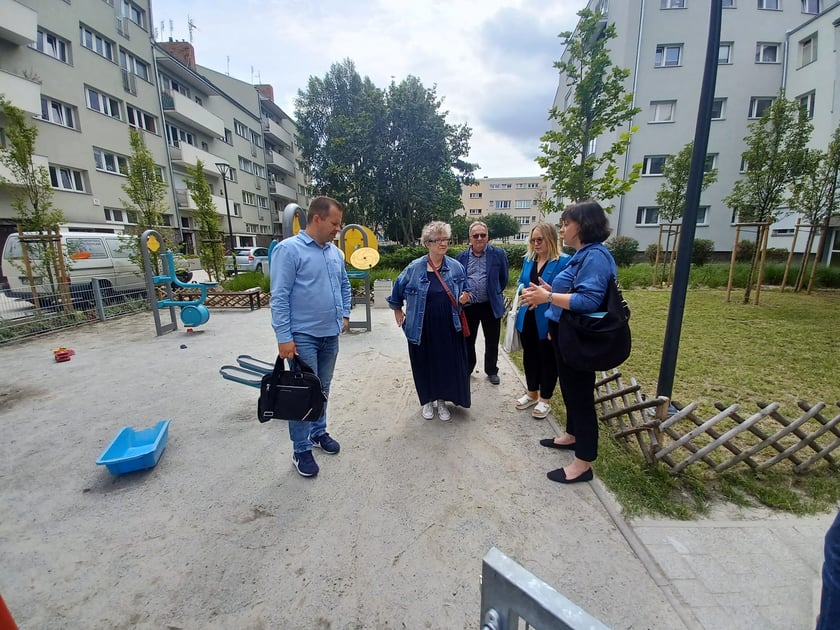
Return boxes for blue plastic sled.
[96,419,171,475]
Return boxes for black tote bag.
[554,277,632,372]
[257,355,327,422]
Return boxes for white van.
[2,232,147,305]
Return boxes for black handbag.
[554,275,631,372]
[257,355,327,422]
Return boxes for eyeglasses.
[530,237,544,244]
[471,233,488,239]
[427,238,450,245]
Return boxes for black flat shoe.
[547,468,593,484]
[539,438,576,450]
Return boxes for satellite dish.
[349,247,380,270]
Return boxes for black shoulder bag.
[554,252,632,372]
[257,355,327,422]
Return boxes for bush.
[765,248,788,263]
[736,240,755,262]
[605,236,639,267]
[691,239,715,266]
[645,243,659,264]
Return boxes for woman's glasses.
[530,237,544,244]
[428,238,451,245]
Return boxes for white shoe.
[436,400,451,421]
[515,394,539,410]
[422,402,435,420]
[532,401,551,419]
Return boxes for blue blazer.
[515,254,571,339]
[456,245,509,319]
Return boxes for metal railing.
[480,548,609,630]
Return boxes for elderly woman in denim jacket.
[387,221,471,421]
[520,200,617,484]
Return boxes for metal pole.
[656,0,722,400]
[218,166,237,275]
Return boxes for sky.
[152,0,583,178]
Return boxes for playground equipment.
[219,354,274,388]
[141,229,217,336]
[340,224,379,332]
[96,419,171,475]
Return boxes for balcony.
[0,69,41,113]
[268,180,296,201]
[0,0,37,46]
[175,188,230,216]
[168,142,228,176]
[265,150,295,176]
[0,152,48,186]
[262,117,293,147]
[162,90,225,138]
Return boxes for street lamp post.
[214,162,237,275]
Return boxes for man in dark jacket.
[456,221,509,384]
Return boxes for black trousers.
[520,310,557,399]
[464,301,501,376]
[549,320,598,462]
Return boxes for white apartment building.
[459,176,554,243]
[551,0,839,264]
[0,0,310,287]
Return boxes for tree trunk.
[742,224,763,304]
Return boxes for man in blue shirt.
[456,221,509,384]
[270,196,352,477]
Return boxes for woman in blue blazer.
[514,223,570,418]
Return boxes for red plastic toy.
[53,347,75,362]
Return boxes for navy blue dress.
[407,272,471,407]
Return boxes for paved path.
[0,302,833,629]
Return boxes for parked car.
[226,247,269,273]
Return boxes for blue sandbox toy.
[96,420,171,475]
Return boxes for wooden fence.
[594,370,840,474]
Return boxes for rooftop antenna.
[159,20,164,41]
[255,70,261,84]
[250,65,254,83]
[226,55,230,76]
[168,19,174,40]
[187,16,198,43]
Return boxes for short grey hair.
[421,221,451,244]
[469,221,489,237]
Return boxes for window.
[636,207,660,225]
[224,129,233,144]
[650,100,676,123]
[166,124,194,147]
[127,106,157,133]
[119,49,149,81]
[494,200,511,209]
[257,195,268,209]
[80,26,115,62]
[49,166,85,192]
[233,202,242,217]
[758,0,779,8]
[515,216,531,225]
[234,120,249,138]
[86,87,121,119]
[238,157,255,174]
[655,44,683,67]
[250,130,262,148]
[755,43,780,63]
[749,97,775,118]
[515,182,540,189]
[711,97,727,120]
[469,192,482,198]
[696,207,709,225]
[642,155,667,175]
[800,35,817,66]
[661,0,685,7]
[104,209,135,226]
[488,183,512,190]
[740,156,750,172]
[32,29,71,63]
[254,164,266,179]
[468,208,482,215]
[93,148,130,175]
[802,0,820,12]
[160,73,189,97]
[772,227,796,237]
[242,191,256,206]
[40,97,77,129]
[798,91,816,119]
[719,42,733,64]
[514,200,532,209]
[704,154,718,173]
[587,137,597,156]
[723,0,735,6]
[121,0,146,28]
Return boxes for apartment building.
[550,0,838,263]
[459,176,552,243]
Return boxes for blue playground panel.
[96,419,171,475]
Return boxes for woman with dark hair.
[513,223,570,419]
[520,200,617,484]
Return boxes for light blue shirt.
[269,231,352,343]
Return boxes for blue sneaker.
[292,450,319,477]
[310,432,340,454]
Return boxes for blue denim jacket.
[386,255,470,344]
[515,253,571,339]
[546,243,617,322]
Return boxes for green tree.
[656,142,718,223]
[537,9,642,210]
[0,97,66,300]
[788,125,840,291]
[724,91,812,302]
[121,128,172,270]
[450,214,471,244]
[484,213,520,242]
[185,160,225,281]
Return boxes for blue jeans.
[818,509,840,630]
[287,333,339,453]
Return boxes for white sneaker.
[422,402,435,420]
[436,400,451,421]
